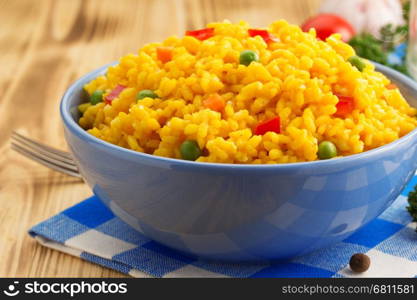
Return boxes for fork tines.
[11,131,82,178]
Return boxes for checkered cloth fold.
[29,177,417,278]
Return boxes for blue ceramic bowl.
[61,63,417,261]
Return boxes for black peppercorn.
[349,253,370,273]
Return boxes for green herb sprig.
[379,23,408,52]
[349,33,388,65]
[348,0,410,76]
[407,185,417,231]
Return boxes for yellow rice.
[78,20,417,164]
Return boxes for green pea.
[239,50,259,66]
[348,56,366,72]
[180,140,202,161]
[90,90,104,105]
[318,141,338,160]
[136,89,158,101]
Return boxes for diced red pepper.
[157,47,173,63]
[185,28,214,40]
[254,117,281,135]
[386,83,398,90]
[105,84,125,104]
[248,29,277,43]
[334,95,354,118]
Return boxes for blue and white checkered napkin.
[29,178,417,278]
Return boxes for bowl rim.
[60,61,417,170]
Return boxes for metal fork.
[10,131,82,178]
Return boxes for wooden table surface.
[0,0,322,277]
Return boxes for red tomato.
[301,14,355,42]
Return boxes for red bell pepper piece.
[334,95,354,117]
[105,84,125,104]
[185,28,214,40]
[254,117,281,135]
[248,29,277,43]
